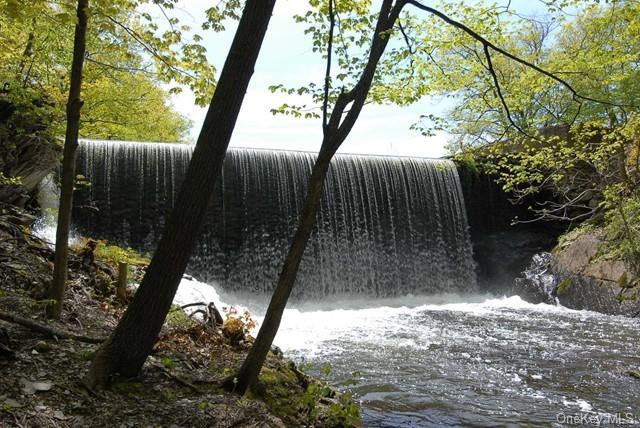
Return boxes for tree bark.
[230,0,405,394]
[84,0,277,388]
[228,150,334,394]
[48,0,89,319]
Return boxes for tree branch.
[406,0,637,110]
[102,15,197,82]
[334,0,408,146]
[0,311,105,344]
[483,44,536,139]
[322,0,335,134]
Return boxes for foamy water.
[175,278,640,427]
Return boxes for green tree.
[0,0,221,141]
[416,2,640,225]
[3,0,238,319]
[81,73,192,141]
[409,2,640,147]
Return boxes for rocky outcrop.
[515,230,640,316]
[0,94,61,207]
[0,133,61,206]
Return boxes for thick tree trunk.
[47,0,89,319]
[84,0,277,388]
[229,149,334,393]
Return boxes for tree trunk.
[47,0,89,320]
[229,149,334,393]
[230,0,404,394]
[84,0,277,388]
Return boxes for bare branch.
[406,0,637,110]
[322,0,335,134]
[482,44,537,140]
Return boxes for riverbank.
[0,207,360,427]
[515,225,640,316]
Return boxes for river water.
[175,280,640,427]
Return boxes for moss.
[161,357,175,369]
[557,278,573,296]
[78,350,94,361]
[161,389,178,402]
[555,223,595,252]
[166,304,195,329]
[630,370,640,380]
[257,358,360,427]
[94,241,150,266]
[260,365,303,416]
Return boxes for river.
[176,279,640,427]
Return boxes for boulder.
[515,230,640,316]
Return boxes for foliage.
[298,361,361,426]
[468,122,630,223]
[91,239,150,266]
[602,189,640,277]
[0,172,21,186]
[161,356,175,369]
[80,73,193,142]
[223,307,257,335]
[0,0,240,142]
[555,222,594,251]
[412,1,640,148]
[166,304,194,329]
[323,393,361,427]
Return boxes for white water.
[174,278,640,427]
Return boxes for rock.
[515,229,640,316]
[0,126,61,206]
[270,345,283,357]
[512,253,556,304]
[2,398,23,408]
[34,341,52,353]
[21,378,53,394]
[1,205,36,227]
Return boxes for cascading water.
[73,139,476,299]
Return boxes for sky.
[166,0,549,158]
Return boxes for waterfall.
[73,139,476,299]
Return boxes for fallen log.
[0,311,105,344]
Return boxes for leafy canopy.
[0,0,240,141]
